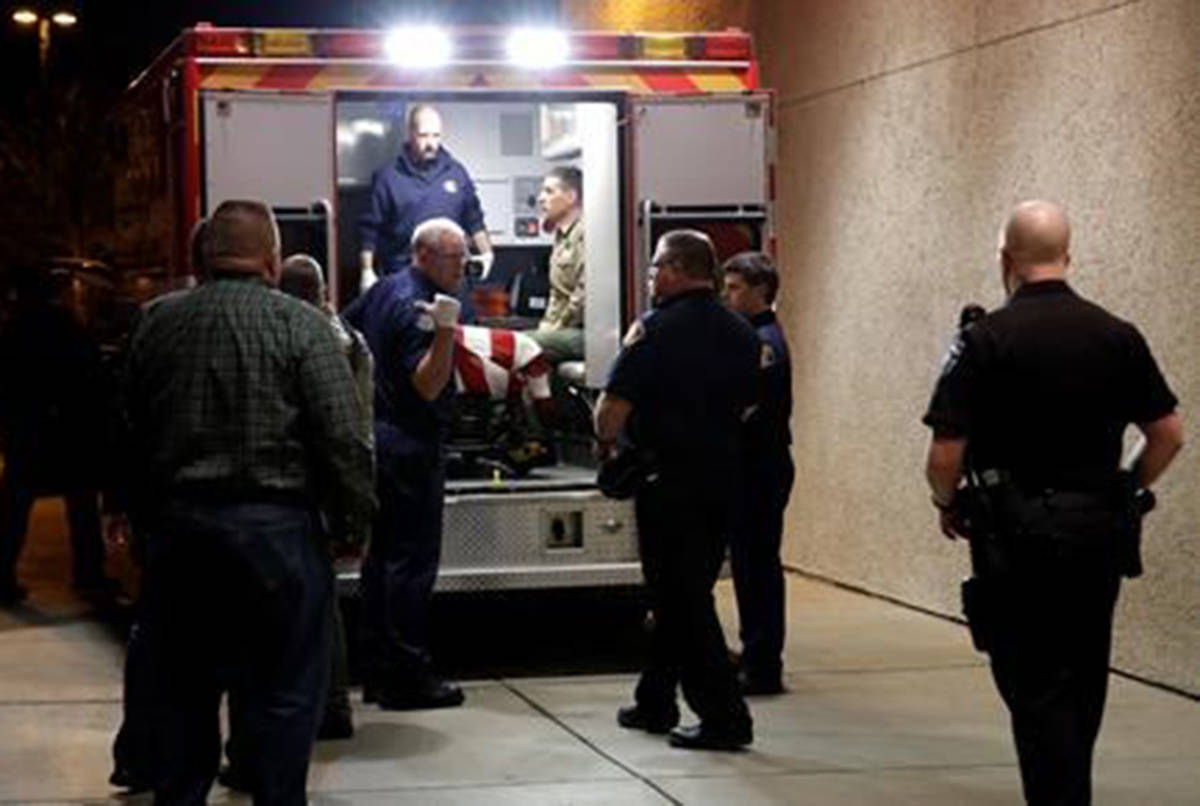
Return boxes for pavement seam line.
[783,565,1200,703]
[499,678,684,806]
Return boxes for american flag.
[453,326,552,403]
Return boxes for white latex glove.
[416,293,462,329]
[478,251,495,281]
[360,266,379,293]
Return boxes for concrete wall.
[754,0,1200,694]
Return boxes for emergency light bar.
[188,25,751,66]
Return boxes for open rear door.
[631,93,773,316]
[202,91,339,296]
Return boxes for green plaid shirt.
[123,277,375,537]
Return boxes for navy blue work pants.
[360,453,445,683]
[633,475,751,731]
[142,500,329,806]
[729,452,794,679]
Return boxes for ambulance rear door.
[201,91,338,293]
[630,93,773,315]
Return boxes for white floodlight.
[506,28,569,69]
[383,25,452,68]
[51,11,77,27]
[12,9,38,25]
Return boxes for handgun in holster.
[956,463,1009,654]
[1115,469,1156,579]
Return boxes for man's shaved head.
[1002,200,1071,267]
[998,200,1071,292]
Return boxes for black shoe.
[374,677,464,711]
[316,710,355,741]
[616,704,680,734]
[668,722,753,750]
[108,766,151,794]
[216,764,250,792]
[739,670,785,696]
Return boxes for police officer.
[346,217,467,710]
[721,252,794,695]
[595,229,758,750]
[358,105,494,290]
[923,200,1183,805]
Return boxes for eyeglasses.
[432,249,467,266]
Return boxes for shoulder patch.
[939,333,966,377]
[413,300,436,332]
[443,178,459,194]
[760,343,776,369]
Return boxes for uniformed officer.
[721,251,794,695]
[595,229,758,750]
[358,104,494,291]
[923,200,1183,805]
[346,217,467,710]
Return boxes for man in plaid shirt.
[121,200,374,804]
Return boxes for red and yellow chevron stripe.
[196,63,758,94]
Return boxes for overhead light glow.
[12,9,38,25]
[51,11,77,27]
[506,28,570,68]
[383,26,452,68]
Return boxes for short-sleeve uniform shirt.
[923,280,1177,490]
[606,289,760,484]
[345,267,453,463]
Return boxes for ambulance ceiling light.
[384,25,452,68]
[506,28,569,68]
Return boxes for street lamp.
[11,7,78,76]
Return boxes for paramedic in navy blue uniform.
[721,252,794,696]
[345,217,468,710]
[923,200,1183,805]
[358,104,494,290]
[595,229,758,751]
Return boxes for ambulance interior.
[334,96,623,483]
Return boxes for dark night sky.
[0,1,562,101]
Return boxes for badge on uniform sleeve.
[760,343,776,368]
[414,301,435,332]
[443,179,459,194]
[939,334,965,376]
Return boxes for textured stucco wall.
[754,0,1200,694]
[561,0,752,30]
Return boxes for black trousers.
[730,453,793,679]
[115,561,352,785]
[987,564,1121,806]
[360,454,445,684]
[633,477,751,731]
[142,500,330,806]
[0,451,105,588]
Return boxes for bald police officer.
[923,200,1183,805]
[596,230,758,750]
[359,105,494,290]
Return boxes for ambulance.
[113,24,773,594]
